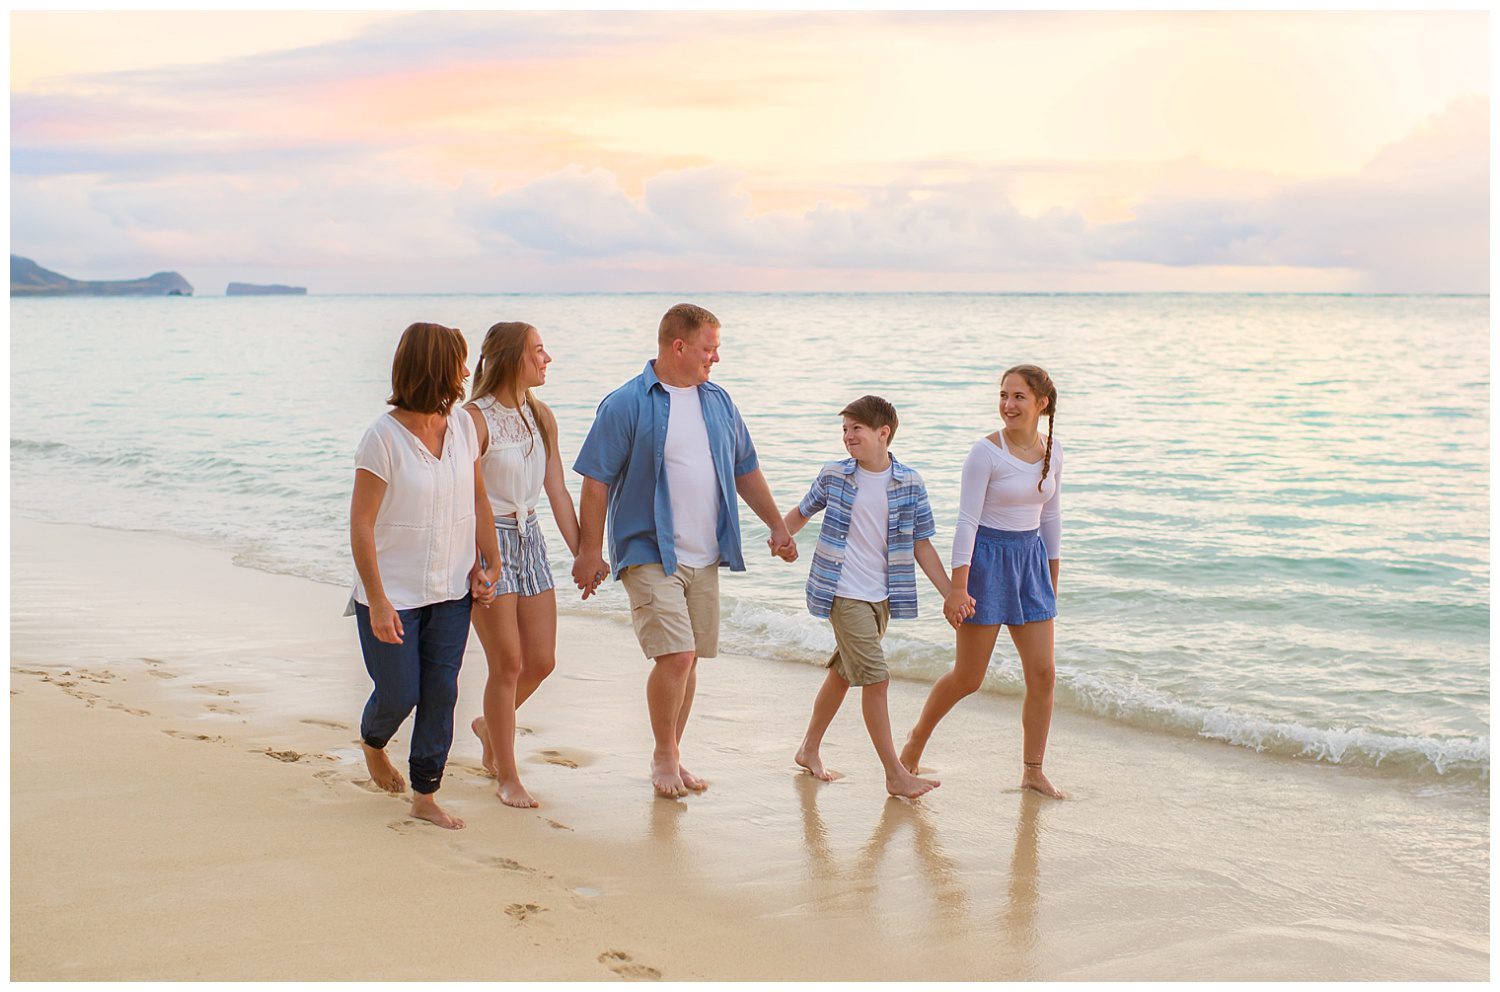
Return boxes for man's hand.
[768,524,798,563]
[571,550,609,599]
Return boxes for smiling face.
[999,372,1049,432]
[842,415,891,462]
[674,322,721,384]
[519,326,552,389]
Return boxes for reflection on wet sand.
[1002,792,1043,978]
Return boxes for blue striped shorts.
[494,513,554,597]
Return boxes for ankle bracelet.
[1024,760,1043,768]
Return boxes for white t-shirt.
[951,434,1062,568]
[351,408,480,610]
[835,465,892,603]
[662,383,720,568]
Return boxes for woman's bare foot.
[794,746,836,782]
[651,753,687,798]
[410,792,465,829]
[361,742,406,793]
[495,777,538,808]
[898,734,926,775]
[886,770,941,799]
[471,716,497,777]
[1021,765,1066,799]
[678,764,709,792]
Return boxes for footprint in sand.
[146,670,178,680]
[485,856,534,873]
[300,718,350,730]
[263,749,305,763]
[386,819,421,834]
[505,903,547,922]
[598,950,662,981]
[107,703,150,716]
[540,817,573,832]
[207,704,242,715]
[13,668,50,677]
[531,748,597,770]
[163,730,227,744]
[194,685,233,697]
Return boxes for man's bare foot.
[886,770,941,799]
[794,746,836,782]
[898,735,925,775]
[679,764,709,792]
[361,742,406,793]
[471,716,497,777]
[410,792,465,829]
[1021,766,1066,799]
[651,754,687,798]
[496,777,538,809]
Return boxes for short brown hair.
[388,322,468,415]
[840,394,899,443]
[658,303,720,347]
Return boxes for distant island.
[226,282,306,296]
[11,255,192,296]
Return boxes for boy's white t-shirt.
[834,465,891,602]
[662,383,721,568]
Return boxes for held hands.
[470,559,500,608]
[571,550,608,600]
[767,524,798,563]
[370,599,405,644]
[943,588,976,629]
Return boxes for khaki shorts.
[619,562,721,660]
[826,597,891,686]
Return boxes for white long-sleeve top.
[950,434,1062,568]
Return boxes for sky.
[9,10,1490,294]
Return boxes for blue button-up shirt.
[574,360,759,579]
[797,455,936,619]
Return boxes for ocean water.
[10,293,1489,786]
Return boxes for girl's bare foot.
[898,734,925,775]
[496,777,538,808]
[794,746,836,782]
[886,770,941,799]
[361,742,406,793]
[471,716,497,777]
[411,792,465,829]
[1021,765,1065,799]
[651,754,687,798]
[679,764,709,792]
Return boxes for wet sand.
[10,519,1488,980]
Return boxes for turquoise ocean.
[10,293,1489,789]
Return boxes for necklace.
[1004,429,1042,454]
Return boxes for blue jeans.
[354,595,472,795]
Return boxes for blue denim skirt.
[965,525,1057,626]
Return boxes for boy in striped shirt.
[781,395,956,798]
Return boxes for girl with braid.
[900,365,1066,798]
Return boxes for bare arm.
[735,467,796,560]
[1049,558,1060,597]
[783,506,810,537]
[914,538,951,598]
[543,442,581,557]
[471,460,500,605]
[570,476,610,598]
[350,469,403,644]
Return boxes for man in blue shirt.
[572,303,797,798]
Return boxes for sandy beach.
[10,518,1488,981]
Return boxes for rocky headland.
[11,256,192,296]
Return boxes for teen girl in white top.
[464,321,581,810]
[901,364,1068,800]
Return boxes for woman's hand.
[943,588,975,629]
[471,560,499,607]
[370,598,405,644]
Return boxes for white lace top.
[473,395,547,519]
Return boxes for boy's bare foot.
[679,764,709,792]
[361,742,406,793]
[410,793,465,829]
[898,735,925,775]
[794,746,836,782]
[471,716,497,777]
[886,770,941,799]
[496,777,538,808]
[1021,766,1066,799]
[651,755,687,798]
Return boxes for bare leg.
[514,588,558,709]
[361,741,406,793]
[861,680,940,798]
[900,623,1001,773]
[647,651,695,798]
[469,594,537,808]
[795,668,849,781]
[410,790,465,829]
[1010,620,1064,799]
[675,659,709,792]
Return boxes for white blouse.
[951,434,1062,568]
[351,408,480,610]
[473,395,547,520]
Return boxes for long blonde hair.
[471,321,557,459]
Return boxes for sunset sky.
[10,11,1489,294]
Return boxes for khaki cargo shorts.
[619,562,721,660]
[827,596,891,686]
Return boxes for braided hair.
[1001,364,1057,492]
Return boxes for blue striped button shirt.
[797,456,936,619]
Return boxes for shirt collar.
[842,455,907,481]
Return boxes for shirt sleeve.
[797,469,828,519]
[913,476,937,543]
[950,442,991,568]
[572,392,633,485]
[354,424,392,483]
[1039,441,1062,560]
[730,399,759,477]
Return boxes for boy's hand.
[768,525,798,562]
[943,589,976,629]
